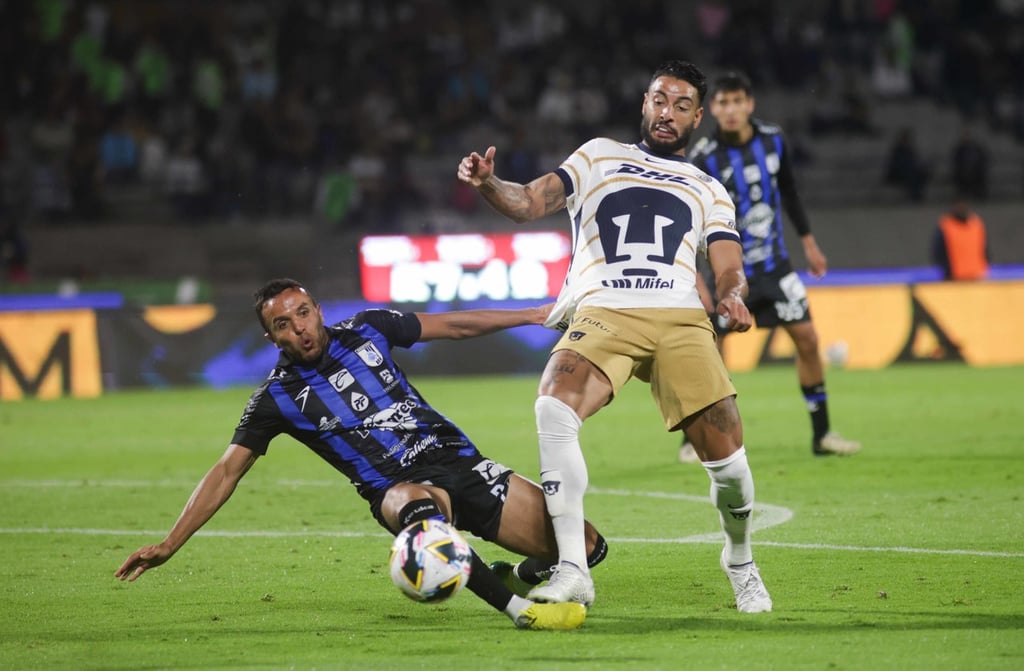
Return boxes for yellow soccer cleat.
[514,601,587,630]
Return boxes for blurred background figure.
[950,126,989,201]
[1,216,30,283]
[883,127,930,202]
[931,196,990,281]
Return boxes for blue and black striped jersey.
[688,118,811,277]
[232,309,477,502]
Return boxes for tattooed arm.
[456,145,566,224]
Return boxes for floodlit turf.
[1,364,1022,670]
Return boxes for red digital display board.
[359,232,571,302]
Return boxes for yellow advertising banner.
[0,310,102,400]
[721,280,1024,371]
[913,282,1024,366]
[142,304,217,333]
[1,279,1021,399]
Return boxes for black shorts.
[369,450,514,541]
[707,264,812,335]
[746,267,812,328]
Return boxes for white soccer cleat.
[813,431,862,456]
[720,549,772,613]
[527,562,595,607]
[678,441,700,463]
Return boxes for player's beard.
[640,117,695,156]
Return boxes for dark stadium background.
[2,0,1022,392]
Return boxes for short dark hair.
[711,70,754,97]
[650,60,708,105]
[253,278,313,330]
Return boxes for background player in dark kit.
[686,70,861,459]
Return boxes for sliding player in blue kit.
[116,278,608,630]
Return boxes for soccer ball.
[825,340,850,368]
[388,519,473,603]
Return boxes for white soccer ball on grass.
[388,518,472,603]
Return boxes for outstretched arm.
[456,146,566,224]
[114,444,258,582]
[707,240,753,333]
[415,305,552,341]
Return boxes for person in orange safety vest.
[931,196,990,280]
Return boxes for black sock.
[466,550,515,611]
[801,383,830,441]
[512,557,547,585]
[396,499,443,530]
[586,533,609,568]
[515,533,609,584]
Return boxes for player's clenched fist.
[457,146,496,187]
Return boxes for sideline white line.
[588,486,794,538]
[0,528,389,539]
[751,541,1024,558]
[3,479,1019,559]
[0,480,793,537]
[1,527,1021,558]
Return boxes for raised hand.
[457,146,496,187]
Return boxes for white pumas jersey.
[544,138,740,331]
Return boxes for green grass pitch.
[1,364,1022,670]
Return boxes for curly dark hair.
[649,60,708,104]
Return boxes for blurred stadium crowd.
[1,0,1022,253]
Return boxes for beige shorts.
[551,306,736,431]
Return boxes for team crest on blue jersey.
[356,343,384,367]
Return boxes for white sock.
[504,594,533,620]
[535,395,589,574]
[703,446,755,566]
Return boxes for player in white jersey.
[542,137,742,326]
[456,60,772,614]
